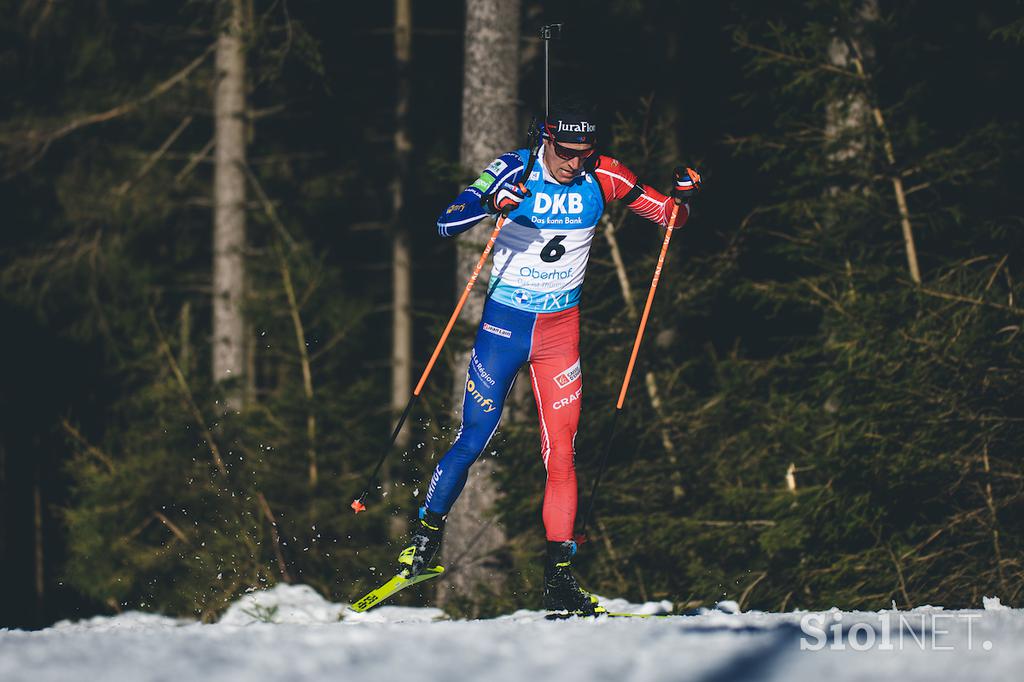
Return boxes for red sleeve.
[592,155,689,228]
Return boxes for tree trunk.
[827,0,920,283]
[391,0,413,451]
[826,0,876,169]
[212,0,248,413]
[439,0,520,610]
[179,301,192,376]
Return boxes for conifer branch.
[148,306,229,477]
[113,115,194,196]
[738,571,767,612]
[916,286,1022,315]
[241,161,298,250]
[733,32,866,80]
[60,419,116,474]
[174,137,215,186]
[308,318,363,363]
[601,213,680,486]
[887,544,912,607]
[595,518,630,593]
[255,492,292,582]
[27,43,215,147]
[688,519,777,528]
[844,37,921,284]
[948,255,1010,346]
[276,247,318,488]
[153,511,191,544]
[244,161,315,486]
[980,442,1008,595]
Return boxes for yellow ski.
[348,566,445,613]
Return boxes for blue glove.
[672,166,703,201]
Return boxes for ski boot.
[397,508,445,578]
[544,540,604,616]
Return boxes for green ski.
[348,566,445,613]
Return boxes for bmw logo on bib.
[513,289,532,305]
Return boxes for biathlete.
[399,99,702,615]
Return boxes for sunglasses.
[551,141,596,161]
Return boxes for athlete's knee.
[544,444,577,483]
[440,435,484,472]
[458,418,498,455]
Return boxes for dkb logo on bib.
[533,193,583,215]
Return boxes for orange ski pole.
[577,199,683,540]
[350,215,510,514]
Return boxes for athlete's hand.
[481,181,526,215]
[672,166,702,201]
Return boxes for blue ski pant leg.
[424,300,534,514]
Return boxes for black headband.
[543,114,598,145]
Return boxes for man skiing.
[401,99,702,615]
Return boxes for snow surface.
[2,584,1020,681]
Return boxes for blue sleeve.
[437,151,526,237]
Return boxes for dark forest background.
[1,0,1022,628]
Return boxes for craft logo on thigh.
[553,359,581,388]
[466,379,497,413]
[482,323,512,338]
[552,386,583,410]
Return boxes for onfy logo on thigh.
[552,386,583,410]
[466,378,497,413]
[553,359,581,388]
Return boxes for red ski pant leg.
[528,307,583,542]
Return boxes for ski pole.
[351,123,543,514]
[349,222,503,514]
[540,23,562,120]
[576,199,684,541]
